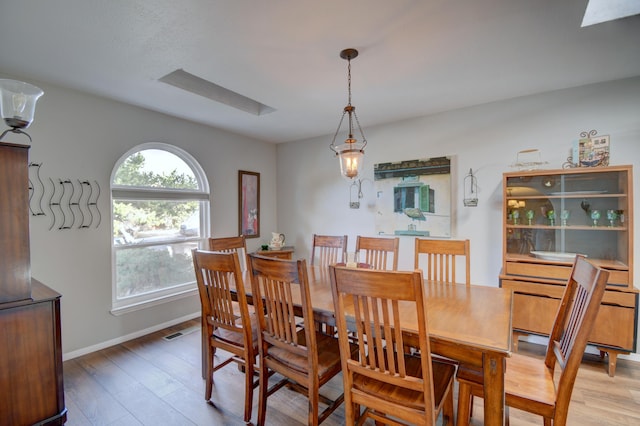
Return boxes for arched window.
[110,143,209,314]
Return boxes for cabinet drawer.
[589,304,636,350]
[505,261,629,287]
[512,293,557,335]
[607,269,629,286]
[505,261,572,281]
[502,279,564,298]
[511,291,637,351]
[503,278,637,308]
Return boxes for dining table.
[217,264,513,426]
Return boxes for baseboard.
[62,311,201,361]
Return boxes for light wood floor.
[63,319,640,426]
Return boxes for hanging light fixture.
[330,48,367,180]
[0,79,44,143]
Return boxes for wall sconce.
[349,179,363,209]
[330,48,367,180]
[463,168,478,207]
[0,79,44,142]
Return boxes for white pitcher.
[269,232,285,250]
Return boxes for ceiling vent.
[159,69,276,116]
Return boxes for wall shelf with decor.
[499,164,638,377]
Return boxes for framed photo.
[238,170,260,238]
[578,135,610,167]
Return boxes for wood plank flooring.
[63,319,640,425]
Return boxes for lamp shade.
[0,79,44,129]
[333,140,365,180]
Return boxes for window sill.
[110,287,198,316]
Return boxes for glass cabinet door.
[503,166,631,287]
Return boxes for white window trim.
[110,142,210,314]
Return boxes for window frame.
[110,142,210,315]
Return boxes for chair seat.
[457,352,556,416]
[267,329,344,377]
[211,313,259,349]
[354,356,455,411]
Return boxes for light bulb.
[12,93,27,116]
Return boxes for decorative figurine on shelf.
[547,210,555,226]
[590,210,601,227]
[512,210,520,225]
[561,210,570,227]
[607,210,618,227]
[526,209,534,226]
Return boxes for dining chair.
[248,253,353,426]
[208,235,248,271]
[311,234,348,267]
[192,249,259,424]
[355,235,400,271]
[329,265,455,425]
[456,255,609,426]
[414,238,470,285]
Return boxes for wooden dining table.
[220,265,513,426]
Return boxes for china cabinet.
[500,165,637,376]
[0,142,66,424]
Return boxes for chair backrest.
[414,238,471,285]
[545,255,609,424]
[355,235,399,270]
[311,234,348,267]
[329,265,439,425]
[192,249,253,349]
[208,235,248,271]
[247,254,317,368]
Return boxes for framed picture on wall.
[238,170,260,238]
[373,156,452,238]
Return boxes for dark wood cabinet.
[0,142,66,425]
[0,143,31,303]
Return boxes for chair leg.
[205,345,213,401]
[257,358,269,426]
[308,386,320,426]
[443,386,454,425]
[243,360,254,424]
[456,381,472,426]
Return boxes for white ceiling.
[1,0,639,144]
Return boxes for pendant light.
[330,48,367,180]
[0,79,44,142]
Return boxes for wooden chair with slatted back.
[414,238,470,285]
[311,234,348,267]
[248,254,352,426]
[192,249,259,424]
[456,255,609,426]
[355,235,400,271]
[208,235,248,271]
[329,265,455,425]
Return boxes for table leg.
[483,353,506,426]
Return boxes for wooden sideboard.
[0,142,66,424]
[255,246,295,260]
[500,165,638,376]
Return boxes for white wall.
[1,74,278,357]
[277,76,640,356]
[3,73,638,360]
